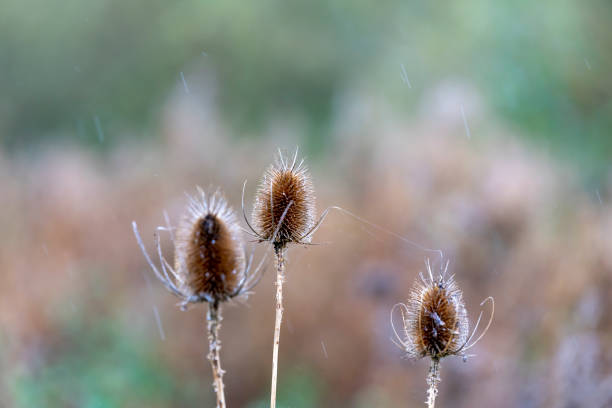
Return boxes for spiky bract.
[403,262,469,360]
[174,188,246,302]
[252,153,316,249]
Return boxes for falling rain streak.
[321,340,328,359]
[596,189,603,206]
[153,305,166,341]
[180,72,190,94]
[400,63,412,88]
[460,104,471,139]
[93,116,104,143]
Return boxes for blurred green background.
[2,0,611,178]
[1,1,612,407]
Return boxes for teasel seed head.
[394,259,474,361]
[251,150,316,251]
[392,259,494,362]
[390,260,494,408]
[174,188,247,303]
[410,270,468,360]
[392,259,494,363]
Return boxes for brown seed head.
[252,151,316,250]
[403,260,469,360]
[174,188,246,303]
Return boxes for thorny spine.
[207,300,226,408]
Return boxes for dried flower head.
[249,149,316,250]
[174,188,246,302]
[133,188,264,309]
[392,259,494,361]
[392,259,494,408]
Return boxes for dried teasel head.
[174,188,248,303]
[404,260,469,360]
[392,259,494,361]
[249,149,316,251]
[132,188,266,309]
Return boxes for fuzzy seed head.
[252,152,316,249]
[174,188,246,302]
[403,262,469,360]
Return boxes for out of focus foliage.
[1,0,611,176]
[10,305,202,407]
[1,1,612,407]
[247,368,323,408]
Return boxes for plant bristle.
[185,214,240,298]
[174,190,246,302]
[253,161,315,248]
[405,275,469,360]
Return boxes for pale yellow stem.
[207,301,226,408]
[270,247,286,408]
[426,359,440,408]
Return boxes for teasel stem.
[426,359,440,408]
[207,300,226,408]
[270,245,286,408]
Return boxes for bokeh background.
[1,1,612,407]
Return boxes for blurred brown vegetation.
[1,89,611,407]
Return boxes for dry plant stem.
[207,301,226,408]
[270,246,287,408]
[426,359,440,408]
